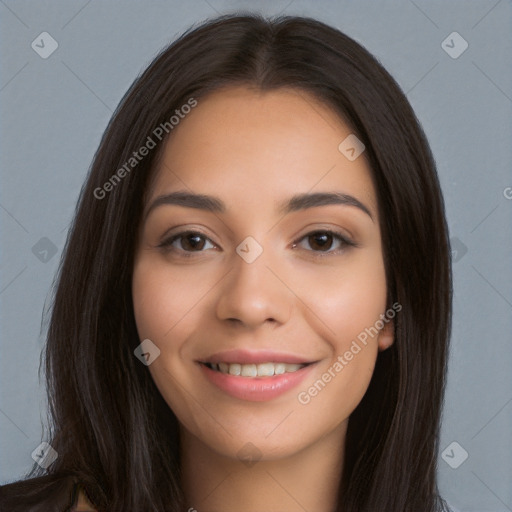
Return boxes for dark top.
[0,474,97,511]
[0,473,458,511]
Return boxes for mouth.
[197,350,318,402]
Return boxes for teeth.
[274,363,286,375]
[209,361,306,377]
[241,364,257,377]
[257,362,275,376]
[229,363,241,376]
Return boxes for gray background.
[1,1,511,510]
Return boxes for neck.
[180,421,346,512]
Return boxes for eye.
[292,230,356,255]
[158,230,217,254]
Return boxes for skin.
[132,86,394,512]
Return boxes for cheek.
[132,257,215,342]
[288,247,387,345]
[131,256,221,410]
[291,250,387,411]
[131,258,210,426]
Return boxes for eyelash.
[157,229,357,258]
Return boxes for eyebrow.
[145,190,373,221]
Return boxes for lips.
[197,349,318,401]
[200,348,314,365]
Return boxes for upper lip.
[199,349,316,365]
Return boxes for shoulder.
[0,473,97,512]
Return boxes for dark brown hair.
[0,13,452,512]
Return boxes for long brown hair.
[0,14,452,511]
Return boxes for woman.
[0,13,453,512]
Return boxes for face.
[132,86,394,462]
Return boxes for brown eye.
[307,232,335,251]
[294,230,355,255]
[179,233,207,251]
[159,231,216,253]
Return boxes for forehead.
[148,86,377,218]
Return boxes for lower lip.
[199,363,315,402]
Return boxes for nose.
[215,248,292,329]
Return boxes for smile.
[198,350,318,401]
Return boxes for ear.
[377,319,394,352]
